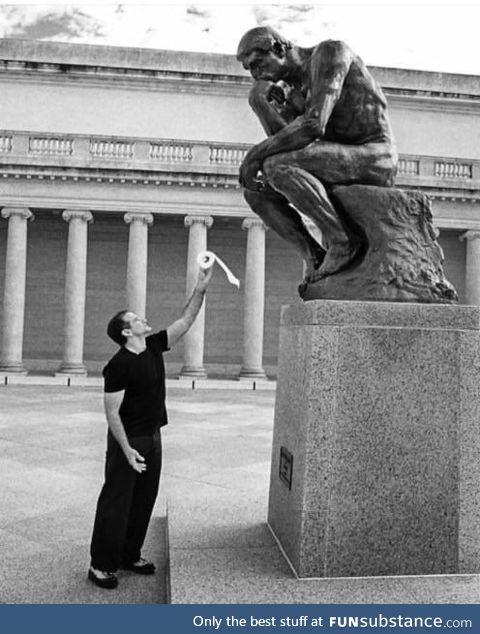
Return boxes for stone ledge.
[282,300,480,330]
[2,39,479,98]
[0,374,276,390]
[166,495,480,603]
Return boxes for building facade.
[0,39,479,379]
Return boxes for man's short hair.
[107,310,130,346]
[236,26,292,62]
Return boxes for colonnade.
[0,208,267,378]
[2,210,478,378]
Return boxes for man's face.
[242,48,286,82]
[123,312,152,338]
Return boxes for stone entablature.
[0,38,244,78]
[1,39,480,100]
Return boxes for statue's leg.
[292,140,398,187]
[243,187,325,280]
[262,155,360,279]
[262,141,396,278]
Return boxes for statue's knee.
[244,188,261,206]
[244,187,272,211]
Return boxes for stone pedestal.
[268,300,480,578]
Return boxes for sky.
[0,1,479,75]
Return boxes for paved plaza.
[1,383,480,604]
[0,383,274,604]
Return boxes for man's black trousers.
[89,429,162,572]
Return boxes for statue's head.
[236,26,292,81]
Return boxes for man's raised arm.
[166,265,213,348]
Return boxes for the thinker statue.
[237,26,397,283]
[237,27,456,303]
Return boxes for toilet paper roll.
[197,250,216,271]
[197,250,240,288]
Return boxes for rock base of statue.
[299,186,457,303]
[268,300,480,578]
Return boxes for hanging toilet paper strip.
[197,250,240,288]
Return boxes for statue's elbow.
[248,93,259,109]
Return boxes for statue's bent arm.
[247,41,352,165]
[307,40,352,134]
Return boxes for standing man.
[236,26,397,286]
[88,265,213,589]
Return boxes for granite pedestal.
[268,300,480,578]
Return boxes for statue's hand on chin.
[249,80,284,108]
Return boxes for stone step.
[165,490,480,603]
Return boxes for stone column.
[460,231,480,305]
[124,212,153,316]
[0,207,34,373]
[57,210,93,375]
[239,218,267,379]
[179,215,213,378]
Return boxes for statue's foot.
[302,246,326,285]
[310,240,360,282]
[303,260,321,285]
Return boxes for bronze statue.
[237,26,398,285]
[237,27,457,304]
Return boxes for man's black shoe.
[88,567,118,589]
[121,557,156,575]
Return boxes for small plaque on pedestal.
[279,447,293,490]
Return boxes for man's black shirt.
[103,330,169,437]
